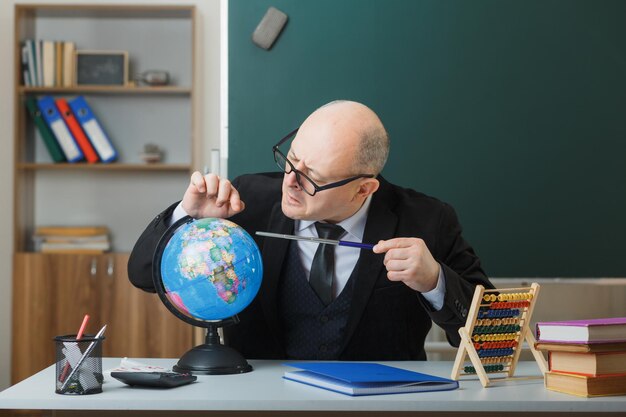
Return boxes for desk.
[0,359,624,416]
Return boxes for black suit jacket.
[128,173,493,360]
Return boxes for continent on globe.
[158,218,263,321]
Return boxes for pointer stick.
[256,231,375,250]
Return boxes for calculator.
[111,371,197,388]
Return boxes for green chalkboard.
[229,0,626,277]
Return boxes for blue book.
[37,96,84,162]
[68,96,118,163]
[283,362,459,396]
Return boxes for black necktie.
[309,222,346,306]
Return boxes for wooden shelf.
[16,162,191,172]
[19,86,191,95]
[12,4,197,385]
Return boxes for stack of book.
[535,317,626,397]
[21,39,75,87]
[34,226,111,254]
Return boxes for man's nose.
[284,170,300,189]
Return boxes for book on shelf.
[548,350,626,376]
[536,317,626,344]
[24,40,38,86]
[34,226,110,253]
[25,97,66,163]
[62,42,75,87]
[35,40,43,88]
[39,247,109,255]
[21,42,32,86]
[282,362,459,396]
[42,40,55,87]
[35,226,109,237]
[55,41,63,87]
[545,371,626,397]
[39,234,109,244]
[20,39,75,87]
[40,241,110,253]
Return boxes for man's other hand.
[373,238,440,293]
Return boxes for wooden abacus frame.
[451,283,548,387]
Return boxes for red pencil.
[59,314,90,382]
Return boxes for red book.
[55,98,99,163]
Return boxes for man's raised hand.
[181,171,245,219]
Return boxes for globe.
[158,217,263,321]
[153,216,263,375]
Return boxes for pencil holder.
[54,334,105,395]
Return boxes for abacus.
[451,283,547,387]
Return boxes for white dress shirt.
[170,197,446,310]
[294,196,446,310]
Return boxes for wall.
[0,0,223,390]
[228,0,626,277]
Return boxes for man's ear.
[357,178,380,199]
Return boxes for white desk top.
[0,359,624,413]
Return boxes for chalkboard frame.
[75,50,129,86]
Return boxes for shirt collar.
[296,195,372,241]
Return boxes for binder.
[25,97,66,163]
[68,96,117,163]
[283,362,459,396]
[37,96,84,163]
[55,98,99,163]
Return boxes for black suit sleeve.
[418,202,494,347]
[127,201,180,293]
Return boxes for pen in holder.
[55,325,106,395]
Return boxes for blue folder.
[37,96,84,163]
[283,362,459,396]
[68,96,118,163]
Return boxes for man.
[128,100,493,360]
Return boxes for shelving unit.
[11,4,199,384]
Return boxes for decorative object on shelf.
[135,70,170,86]
[451,283,548,388]
[75,50,129,86]
[140,144,164,163]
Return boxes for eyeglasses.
[272,128,375,196]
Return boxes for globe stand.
[153,217,262,376]
[173,318,252,375]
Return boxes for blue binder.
[36,96,84,163]
[283,362,459,396]
[68,96,118,163]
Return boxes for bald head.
[301,100,389,175]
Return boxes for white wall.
[0,0,223,390]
